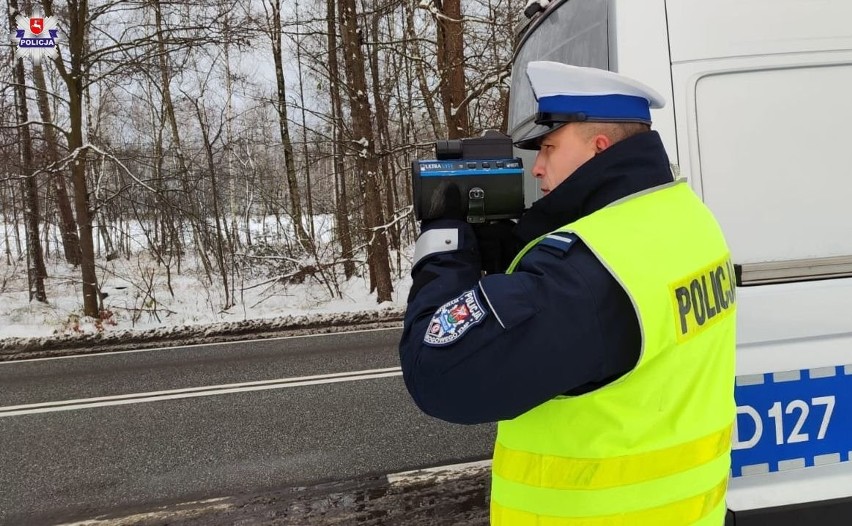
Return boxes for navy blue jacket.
[399,131,674,424]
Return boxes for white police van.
[509,1,852,523]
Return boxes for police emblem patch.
[11,12,60,65]
[424,289,488,346]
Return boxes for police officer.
[399,61,737,525]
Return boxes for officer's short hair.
[578,122,652,145]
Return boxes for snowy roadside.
[1,246,414,359]
[0,307,405,360]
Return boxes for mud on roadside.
[62,464,490,526]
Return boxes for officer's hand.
[426,182,466,222]
[473,220,518,274]
[410,183,473,301]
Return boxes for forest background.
[0,0,527,337]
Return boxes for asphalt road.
[0,329,495,525]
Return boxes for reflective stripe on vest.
[492,181,736,525]
[493,425,732,490]
[491,477,728,526]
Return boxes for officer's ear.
[592,134,613,154]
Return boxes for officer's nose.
[531,152,545,179]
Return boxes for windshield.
[508,0,609,139]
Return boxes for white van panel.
[737,278,852,354]
[671,52,852,266]
[728,460,852,511]
[666,0,852,63]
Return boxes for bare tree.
[292,1,316,242]
[7,0,47,303]
[338,0,392,302]
[366,4,400,252]
[220,0,241,251]
[325,0,356,280]
[150,0,214,281]
[430,0,470,139]
[261,0,312,250]
[31,61,81,266]
[43,0,100,316]
[192,94,233,309]
[403,0,442,137]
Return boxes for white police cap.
[513,61,666,150]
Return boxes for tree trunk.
[434,0,469,139]
[404,1,442,137]
[151,0,213,281]
[194,99,232,309]
[267,0,311,250]
[8,0,47,302]
[294,2,315,243]
[42,0,99,316]
[489,6,511,133]
[2,184,14,265]
[326,0,355,279]
[31,63,81,266]
[368,12,400,253]
[398,15,420,242]
[221,2,240,252]
[68,91,99,316]
[339,0,392,302]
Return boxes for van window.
[508,0,609,137]
[509,0,609,205]
[694,64,852,284]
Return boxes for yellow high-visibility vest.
[492,180,737,526]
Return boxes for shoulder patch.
[538,232,578,254]
[424,289,488,347]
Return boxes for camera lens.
[435,140,463,160]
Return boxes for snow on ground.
[0,248,414,342]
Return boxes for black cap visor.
[511,111,590,150]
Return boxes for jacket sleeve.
[399,226,640,425]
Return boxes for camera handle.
[467,187,487,224]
